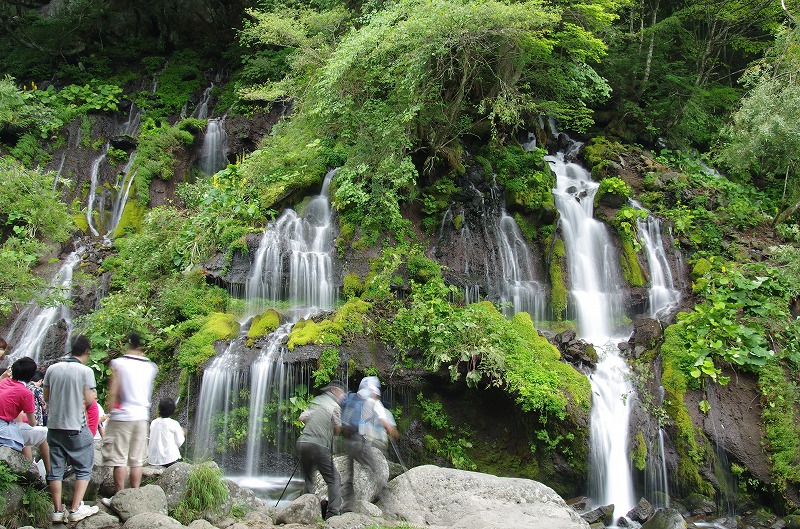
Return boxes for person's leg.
[70,480,90,512]
[113,466,128,491]
[341,438,360,509]
[21,445,32,460]
[102,420,130,492]
[49,480,64,513]
[39,439,51,474]
[315,446,342,516]
[127,421,149,488]
[67,428,96,513]
[297,443,315,494]
[46,430,68,514]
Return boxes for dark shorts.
[47,428,94,481]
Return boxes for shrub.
[172,462,230,525]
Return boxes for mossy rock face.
[549,239,568,320]
[247,309,280,339]
[73,213,89,234]
[619,238,645,287]
[581,136,624,170]
[691,258,712,280]
[114,199,146,237]
[178,312,240,372]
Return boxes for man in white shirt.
[101,333,158,496]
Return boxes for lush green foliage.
[0,157,74,316]
[482,145,556,216]
[132,119,196,205]
[312,347,342,387]
[759,362,800,497]
[172,462,230,524]
[595,176,631,206]
[178,313,240,373]
[247,309,280,339]
[417,393,476,470]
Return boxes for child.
[147,398,184,467]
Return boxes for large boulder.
[0,446,43,485]
[156,462,195,510]
[273,493,321,525]
[75,512,123,529]
[641,509,686,529]
[122,513,184,529]
[379,465,589,529]
[626,498,656,524]
[108,484,169,521]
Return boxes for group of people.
[296,376,398,519]
[0,334,185,523]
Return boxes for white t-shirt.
[109,354,158,422]
[94,403,106,440]
[147,417,185,466]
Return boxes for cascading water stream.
[199,117,229,176]
[192,84,214,120]
[193,169,338,486]
[6,250,84,363]
[548,148,635,519]
[86,144,109,236]
[105,153,137,240]
[636,214,681,318]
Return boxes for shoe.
[51,510,66,523]
[99,497,112,508]
[68,503,99,522]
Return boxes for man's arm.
[84,388,97,407]
[43,386,49,403]
[105,371,118,410]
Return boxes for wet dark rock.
[110,134,137,150]
[682,493,716,516]
[581,504,614,526]
[626,498,656,523]
[641,508,686,529]
[548,330,597,370]
[565,496,589,511]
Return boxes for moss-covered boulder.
[247,309,279,339]
[178,313,240,372]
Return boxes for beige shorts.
[101,420,148,467]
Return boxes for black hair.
[31,371,44,383]
[128,332,142,349]
[71,335,91,356]
[11,357,37,383]
[158,398,176,418]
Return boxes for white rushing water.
[636,214,681,318]
[199,117,228,176]
[193,169,338,477]
[6,250,84,363]
[548,148,635,518]
[85,144,109,237]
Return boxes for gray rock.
[156,462,195,510]
[187,520,218,529]
[314,453,388,506]
[581,504,614,526]
[0,483,24,516]
[627,498,656,523]
[566,497,589,512]
[75,512,123,529]
[122,513,185,529]
[110,484,169,521]
[274,494,322,525]
[0,447,42,485]
[345,499,382,517]
[641,509,687,529]
[379,465,589,529]
[324,512,392,529]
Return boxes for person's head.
[11,357,37,383]
[128,332,142,350]
[71,335,91,358]
[323,380,347,401]
[158,398,176,418]
[359,376,381,398]
[31,371,44,386]
[0,337,8,359]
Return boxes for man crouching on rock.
[296,380,346,519]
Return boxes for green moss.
[407,253,442,283]
[582,136,623,170]
[631,430,647,471]
[114,199,146,237]
[594,176,632,208]
[619,237,645,287]
[660,323,714,495]
[550,239,568,320]
[481,145,556,216]
[73,213,89,234]
[691,257,713,280]
[247,309,280,339]
[178,313,240,373]
[759,361,800,498]
[312,347,342,388]
[590,159,616,180]
[506,311,591,417]
[343,272,364,299]
[287,298,370,350]
[513,213,537,243]
[453,214,463,231]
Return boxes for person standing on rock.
[42,335,100,523]
[296,380,346,519]
[341,376,398,511]
[101,332,158,501]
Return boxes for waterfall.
[548,147,635,518]
[86,145,109,237]
[53,152,66,190]
[192,84,214,120]
[199,117,228,176]
[105,153,137,240]
[193,169,338,478]
[6,250,84,363]
[636,215,681,318]
[434,182,546,320]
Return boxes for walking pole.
[275,458,301,508]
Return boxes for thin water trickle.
[6,250,84,363]
[636,213,681,318]
[86,145,109,236]
[105,153,137,240]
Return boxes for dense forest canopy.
[2,0,800,512]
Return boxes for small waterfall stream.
[6,250,84,363]
[637,214,681,318]
[548,147,635,518]
[85,144,109,236]
[199,117,228,176]
[193,169,338,495]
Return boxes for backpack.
[340,392,365,439]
